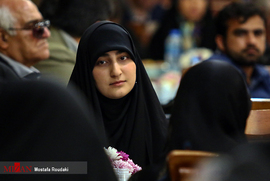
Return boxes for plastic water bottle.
[164,29,182,72]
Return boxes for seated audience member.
[149,0,216,60]
[251,0,270,66]
[0,80,117,181]
[0,0,50,80]
[34,0,112,85]
[69,21,168,168]
[168,60,251,153]
[130,60,251,181]
[193,142,270,181]
[208,2,270,98]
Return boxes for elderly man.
[0,0,50,80]
[34,0,111,85]
[208,2,270,98]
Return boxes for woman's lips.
[110,80,126,86]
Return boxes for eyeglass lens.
[32,20,50,39]
[33,28,44,39]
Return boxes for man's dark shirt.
[207,53,270,98]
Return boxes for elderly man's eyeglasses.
[8,20,50,39]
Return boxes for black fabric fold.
[0,80,117,181]
[168,60,251,153]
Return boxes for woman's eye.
[120,56,128,61]
[120,56,127,60]
[96,60,107,65]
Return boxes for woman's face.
[92,50,136,99]
[178,0,208,22]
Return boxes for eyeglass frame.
[8,19,50,39]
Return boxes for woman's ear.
[215,35,225,52]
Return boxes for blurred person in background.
[34,0,113,85]
[0,0,50,81]
[168,60,251,153]
[252,0,270,65]
[120,0,168,59]
[208,2,270,98]
[109,0,126,24]
[148,0,216,60]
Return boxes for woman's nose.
[110,62,122,77]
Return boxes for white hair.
[0,6,17,35]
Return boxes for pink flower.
[117,151,129,161]
[113,160,134,173]
[127,158,142,174]
[104,146,142,175]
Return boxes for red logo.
[4,162,32,173]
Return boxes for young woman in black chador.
[69,21,168,168]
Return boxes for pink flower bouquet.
[104,146,142,175]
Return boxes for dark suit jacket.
[0,56,22,81]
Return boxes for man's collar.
[0,53,39,78]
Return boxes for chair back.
[251,98,270,110]
[245,109,270,142]
[167,150,218,181]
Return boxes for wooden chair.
[167,150,219,181]
[245,109,270,142]
[251,98,270,110]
